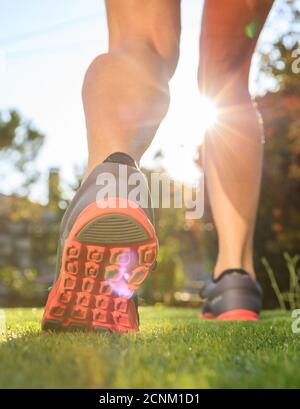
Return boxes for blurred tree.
[254,37,300,304]
[48,168,63,213]
[0,109,45,194]
[140,164,206,305]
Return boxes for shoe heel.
[217,309,259,320]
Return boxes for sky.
[0,0,290,202]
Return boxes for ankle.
[213,262,256,280]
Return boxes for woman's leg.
[82,0,181,178]
[198,0,274,278]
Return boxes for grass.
[0,307,299,388]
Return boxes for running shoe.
[42,152,158,332]
[199,269,262,320]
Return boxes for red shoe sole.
[200,309,259,321]
[42,198,158,333]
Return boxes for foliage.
[0,109,45,193]
[0,266,46,300]
[262,253,300,310]
[253,37,300,304]
[141,169,188,304]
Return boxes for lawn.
[0,307,299,388]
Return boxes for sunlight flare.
[198,95,219,131]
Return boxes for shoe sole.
[200,309,259,321]
[42,198,158,333]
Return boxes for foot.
[199,269,262,320]
[42,153,158,333]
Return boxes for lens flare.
[199,95,219,130]
[107,250,137,298]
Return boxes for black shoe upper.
[200,269,263,316]
[53,152,155,284]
